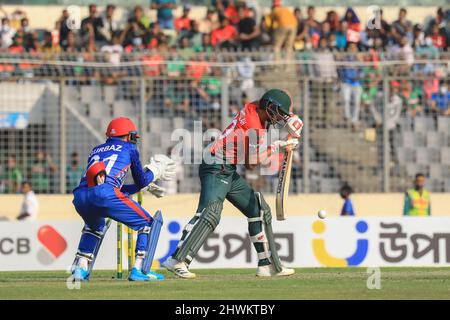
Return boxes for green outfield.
[0,268,449,300]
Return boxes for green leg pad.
[256,192,283,273]
[173,200,223,264]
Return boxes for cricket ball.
[318,210,327,219]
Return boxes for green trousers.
[196,163,259,217]
[172,162,270,266]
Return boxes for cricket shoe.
[256,264,295,277]
[72,266,89,281]
[163,257,196,279]
[128,267,165,281]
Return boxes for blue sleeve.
[341,199,355,216]
[121,184,140,195]
[129,146,155,189]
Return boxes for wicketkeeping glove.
[146,183,166,198]
[145,154,177,182]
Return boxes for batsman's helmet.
[106,117,140,143]
[260,89,292,125]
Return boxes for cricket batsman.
[164,89,303,278]
[71,117,176,282]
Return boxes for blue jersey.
[76,137,154,194]
[341,199,355,216]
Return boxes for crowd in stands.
[0,151,83,194]
[0,2,449,195]
[0,3,448,57]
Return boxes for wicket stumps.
[116,192,142,279]
[116,222,123,279]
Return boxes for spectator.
[175,5,192,32]
[403,173,431,216]
[392,8,413,44]
[314,37,336,79]
[201,66,222,111]
[80,4,104,44]
[122,19,146,49]
[271,1,297,60]
[429,24,446,49]
[325,10,340,33]
[66,152,84,193]
[194,32,213,52]
[19,17,35,51]
[237,56,255,91]
[185,20,202,49]
[16,182,38,221]
[189,78,210,113]
[343,7,361,44]
[151,0,177,30]
[0,155,22,194]
[339,184,355,216]
[366,9,390,49]
[425,8,446,37]
[57,9,71,48]
[101,32,123,65]
[402,81,422,118]
[63,31,79,53]
[293,7,308,51]
[40,31,61,60]
[237,4,260,50]
[305,6,321,38]
[431,83,450,116]
[199,8,218,34]
[167,44,186,77]
[0,17,16,49]
[361,52,382,126]
[140,45,164,76]
[99,4,120,43]
[335,22,348,50]
[9,33,26,54]
[178,36,195,60]
[28,151,57,194]
[217,0,240,25]
[186,54,210,80]
[143,22,166,50]
[416,36,439,61]
[399,35,414,67]
[211,16,237,48]
[386,81,403,131]
[340,42,362,124]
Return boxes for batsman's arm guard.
[250,192,283,273]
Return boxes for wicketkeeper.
[164,89,303,278]
[71,117,175,281]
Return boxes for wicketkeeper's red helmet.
[106,117,140,139]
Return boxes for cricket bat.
[275,138,294,221]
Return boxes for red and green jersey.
[211,102,267,164]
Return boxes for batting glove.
[286,115,303,139]
[270,139,299,153]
